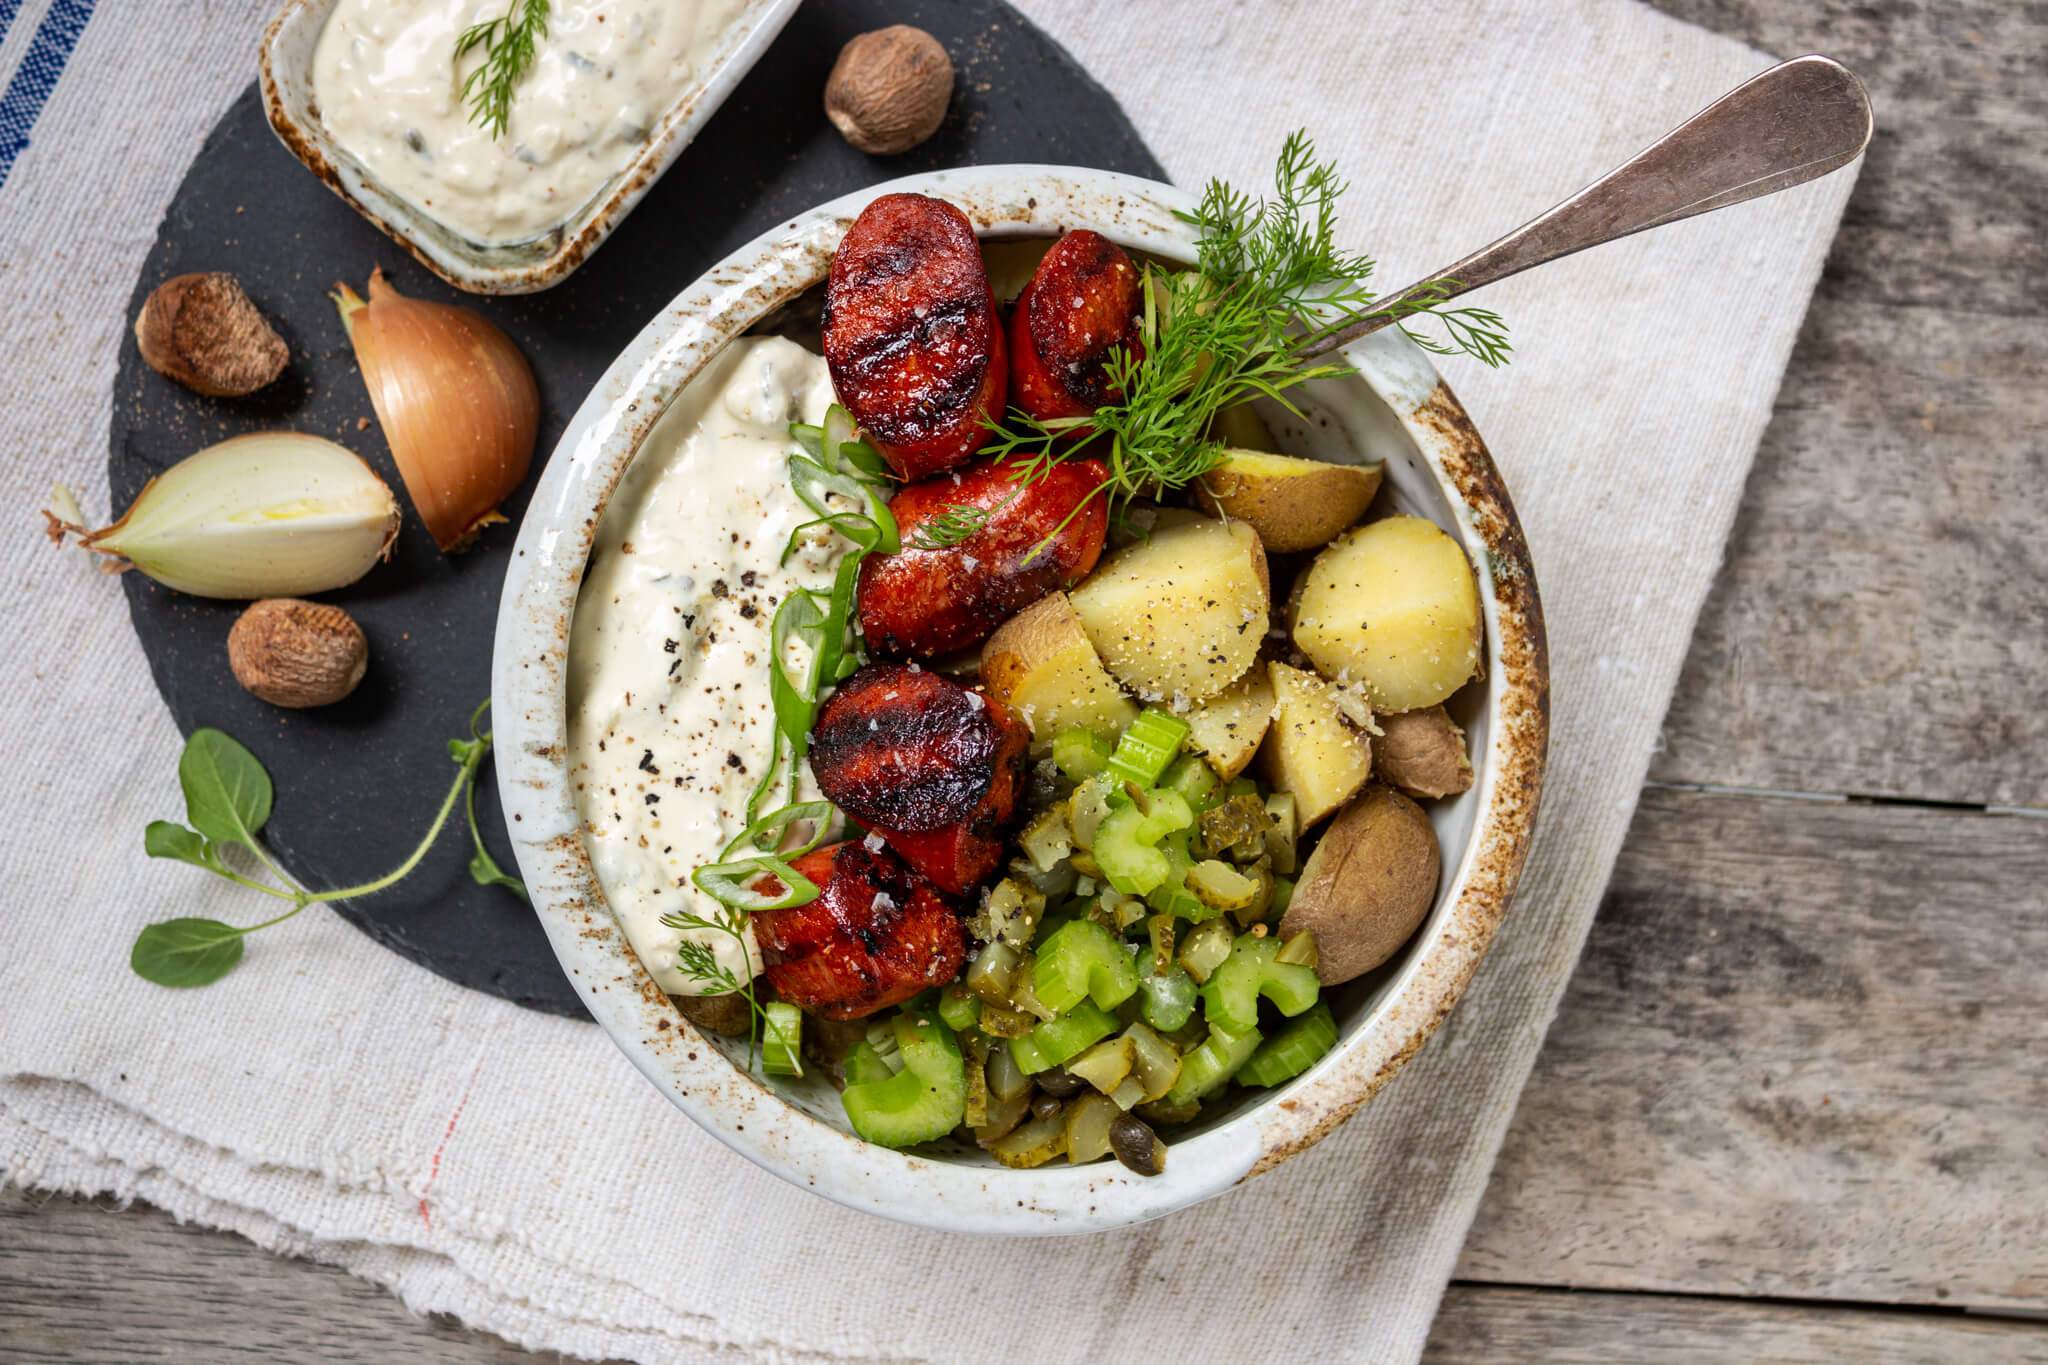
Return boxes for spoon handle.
[1304,54,1873,359]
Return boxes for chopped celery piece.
[1270,875,1297,917]
[1106,709,1191,790]
[1236,1002,1338,1087]
[1162,1021,1262,1106]
[1052,729,1113,782]
[939,983,982,1032]
[1137,966,1199,1032]
[1159,753,1221,812]
[1200,934,1322,1035]
[762,1002,803,1076]
[1176,918,1236,983]
[841,1010,966,1148]
[1008,1000,1119,1075]
[842,1040,895,1087]
[1225,777,1259,800]
[1095,791,1195,896]
[1034,919,1140,1013]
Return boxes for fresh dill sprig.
[455,0,551,139]
[908,503,994,551]
[980,131,1511,515]
[663,906,789,1072]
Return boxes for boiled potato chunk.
[1195,450,1382,553]
[1256,661,1372,828]
[1279,785,1441,985]
[1183,666,1277,780]
[1068,514,1270,705]
[980,592,1137,751]
[1373,704,1473,800]
[1291,515,1482,713]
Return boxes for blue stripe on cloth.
[0,0,98,191]
[0,0,25,49]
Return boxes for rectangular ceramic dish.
[258,0,801,294]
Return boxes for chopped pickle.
[1136,1096,1202,1126]
[963,1051,990,1127]
[841,1011,966,1148]
[985,1040,1033,1101]
[988,1106,1069,1167]
[1176,918,1236,983]
[965,937,1024,1003]
[1263,792,1299,874]
[1064,1092,1121,1164]
[1008,1000,1120,1074]
[1034,919,1141,1013]
[973,1086,1034,1147]
[1162,1021,1263,1107]
[1200,933,1322,1035]
[1008,955,1062,1022]
[1274,929,1320,970]
[1146,913,1178,976]
[1124,1022,1183,1102]
[1066,774,1116,851]
[1018,807,1075,873]
[1188,858,1261,911]
[1067,1035,1137,1094]
[938,982,982,1032]
[1270,874,1296,917]
[1236,1001,1339,1087]
[976,1000,1038,1038]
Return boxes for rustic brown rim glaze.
[257,0,802,295]
[491,167,1549,1234]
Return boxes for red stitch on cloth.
[418,1054,485,1230]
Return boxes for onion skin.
[335,268,538,552]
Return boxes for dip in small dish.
[260,0,800,293]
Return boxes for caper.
[1030,1093,1064,1121]
[1036,1068,1089,1099]
[1109,1113,1167,1177]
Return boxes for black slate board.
[111,1,1164,1017]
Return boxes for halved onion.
[334,268,538,552]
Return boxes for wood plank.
[1644,0,2048,807]
[1461,788,2048,1309]
[0,1187,607,1364]
[1426,1285,2048,1363]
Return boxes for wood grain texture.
[1425,1285,2048,1363]
[1462,789,2048,1309]
[1644,0,2048,808]
[0,1187,613,1363]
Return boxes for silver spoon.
[1305,54,1874,360]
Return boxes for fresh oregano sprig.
[455,0,551,139]
[131,701,525,988]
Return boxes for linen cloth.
[0,1,1857,1360]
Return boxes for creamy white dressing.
[567,336,841,995]
[313,0,747,246]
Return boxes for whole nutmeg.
[136,272,288,398]
[227,599,368,709]
[824,25,953,156]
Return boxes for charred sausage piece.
[856,456,1110,658]
[1008,229,1145,426]
[823,194,1006,481]
[810,662,1029,893]
[755,841,966,1020]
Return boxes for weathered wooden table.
[4,2,2043,1359]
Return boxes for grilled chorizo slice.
[810,662,1029,893]
[1008,229,1145,425]
[856,456,1109,658]
[756,841,966,1020]
[823,193,1006,481]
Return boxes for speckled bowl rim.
[492,166,1549,1235]
[257,0,802,295]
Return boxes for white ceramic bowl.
[493,166,1549,1234]
[259,0,801,294]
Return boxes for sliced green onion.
[691,854,818,911]
[721,800,837,861]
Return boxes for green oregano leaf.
[144,820,214,869]
[131,918,247,987]
[179,729,274,849]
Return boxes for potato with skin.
[1068,514,1270,705]
[1257,661,1372,828]
[980,592,1137,751]
[1195,450,1382,554]
[1291,515,1483,713]
[1280,785,1441,985]
[1374,705,1473,800]
[1183,666,1276,780]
